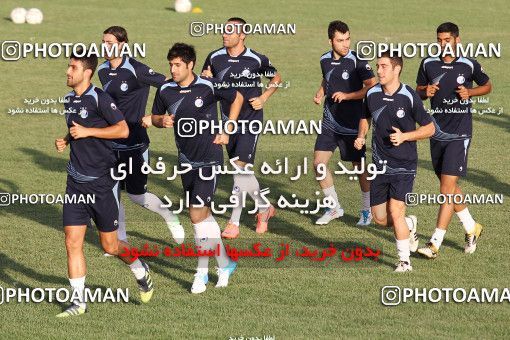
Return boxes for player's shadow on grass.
[0,251,68,287]
[126,231,217,291]
[141,256,200,292]
[19,147,68,173]
[0,177,108,257]
[474,114,510,134]
[417,156,510,195]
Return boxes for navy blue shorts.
[63,175,120,232]
[370,174,415,206]
[181,166,218,207]
[115,145,149,195]
[314,131,365,162]
[430,138,470,177]
[226,133,259,164]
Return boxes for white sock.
[129,259,146,280]
[128,192,180,226]
[396,239,410,263]
[194,215,231,269]
[404,216,414,231]
[233,170,266,213]
[229,180,243,226]
[430,228,446,249]
[193,222,210,271]
[323,186,341,210]
[69,276,86,308]
[361,191,370,211]
[117,202,127,241]
[456,208,475,234]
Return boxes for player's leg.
[115,149,128,243]
[98,230,154,303]
[370,174,390,227]
[57,179,90,317]
[340,134,371,226]
[56,225,88,317]
[418,139,446,258]
[224,133,274,237]
[314,129,345,225]
[453,184,483,253]
[125,147,184,243]
[419,139,482,258]
[388,198,413,272]
[188,168,236,293]
[449,139,483,253]
[97,178,154,303]
[355,166,371,225]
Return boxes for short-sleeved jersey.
[151,74,238,169]
[97,56,166,149]
[63,84,125,182]
[202,47,277,124]
[416,56,489,140]
[362,83,433,174]
[320,49,374,134]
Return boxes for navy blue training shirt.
[416,56,489,141]
[202,47,277,124]
[97,56,166,149]
[151,74,238,169]
[362,83,433,174]
[64,84,125,182]
[320,49,374,135]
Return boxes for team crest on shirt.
[120,82,128,92]
[396,108,405,118]
[365,64,372,71]
[194,97,203,108]
[114,220,118,226]
[149,68,155,75]
[79,107,88,119]
[456,74,465,84]
[111,103,117,110]
[241,68,251,78]
[342,70,349,80]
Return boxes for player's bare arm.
[313,79,326,105]
[55,133,71,152]
[152,114,174,128]
[69,119,129,140]
[456,80,492,100]
[389,121,435,146]
[214,91,244,145]
[332,77,377,103]
[248,72,282,110]
[416,83,440,99]
[354,118,371,150]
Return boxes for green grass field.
[1,0,509,338]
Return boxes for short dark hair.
[71,48,98,75]
[103,26,129,43]
[437,22,459,37]
[378,51,403,75]
[227,17,246,25]
[167,43,196,67]
[328,20,349,39]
